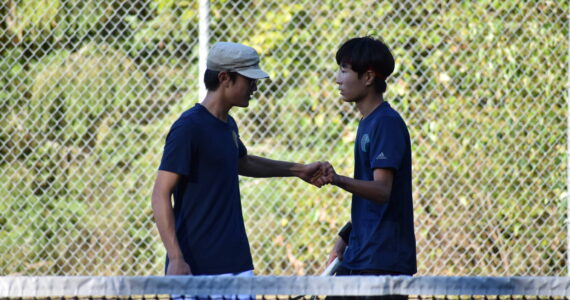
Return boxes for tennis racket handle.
[321,257,340,276]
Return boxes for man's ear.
[218,71,230,87]
[364,70,376,86]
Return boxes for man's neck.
[356,92,384,119]
[201,92,231,122]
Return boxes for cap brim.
[237,68,270,79]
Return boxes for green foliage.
[28,43,151,147]
[0,0,567,276]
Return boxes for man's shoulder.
[180,104,207,120]
[168,106,204,137]
[370,109,405,128]
[377,102,403,118]
[174,105,205,126]
[378,102,409,124]
[365,105,409,137]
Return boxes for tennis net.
[1,276,568,300]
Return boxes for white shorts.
[173,269,255,300]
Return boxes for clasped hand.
[299,161,338,188]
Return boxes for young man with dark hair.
[318,36,416,296]
[152,42,327,278]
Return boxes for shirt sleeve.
[158,121,195,176]
[369,116,406,171]
[238,137,248,158]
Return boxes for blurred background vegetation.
[0,0,567,275]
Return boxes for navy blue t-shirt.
[342,101,417,275]
[158,103,253,275]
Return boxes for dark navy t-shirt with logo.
[342,101,417,275]
[159,103,253,275]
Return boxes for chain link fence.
[0,0,567,276]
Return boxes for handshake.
[298,161,341,188]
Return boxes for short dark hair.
[335,36,395,94]
[204,69,238,91]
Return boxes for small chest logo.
[232,131,239,149]
[361,134,370,153]
[376,152,387,160]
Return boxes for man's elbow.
[374,195,389,204]
[238,155,250,176]
[151,188,171,209]
[373,188,392,204]
[151,192,162,212]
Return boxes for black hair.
[204,69,238,91]
[335,36,395,94]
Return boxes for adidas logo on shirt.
[376,152,387,160]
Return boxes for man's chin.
[339,94,352,102]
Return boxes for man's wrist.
[332,174,342,186]
[168,252,185,261]
[290,163,304,178]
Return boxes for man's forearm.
[151,192,184,260]
[239,155,301,178]
[334,175,391,204]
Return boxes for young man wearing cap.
[151,42,327,277]
[318,36,416,296]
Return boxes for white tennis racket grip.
[321,257,340,276]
